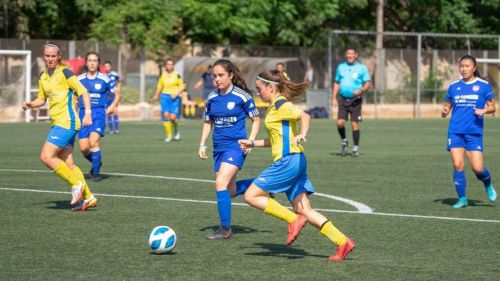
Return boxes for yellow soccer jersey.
[265,96,304,161]
[38,65,87,130]
[156,71,184,95]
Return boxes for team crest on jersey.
[227,102,235,110]
[472,85,479,92]
[352,72,358,79]
[94,83,102,90]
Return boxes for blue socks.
[91,149,102,175]
[113,115,119,131]
[475,168,491,187]
[107,115,114,132]
[84,153,92,163]
[453,171,466,198]
[235,178,254,197]
[216,189,231,228]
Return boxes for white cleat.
[174,132,181,140]
[70,181,84,205]
[164,137,172,143]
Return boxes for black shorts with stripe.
[337,96,362,122]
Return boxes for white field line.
[1,187,499,224]
[0,169,373,213]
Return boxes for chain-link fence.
[328,30,500,118]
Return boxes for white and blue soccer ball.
[148,226,177,254]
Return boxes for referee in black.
[331,48,371,157]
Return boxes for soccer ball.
[148,226,177,254]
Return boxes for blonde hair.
[257,69,308,100]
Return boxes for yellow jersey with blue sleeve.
[38,65,87,130]
[156,71,184,95]
[265,96,304,161]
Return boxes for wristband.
[85,110,92,114]
[199,144,207,149]
[250,140,254,148]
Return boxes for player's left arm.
[354,66,372,96]
[65,70,92,126]
[106,83,121,114]
[239,138,270,149]
[294,110,310,144]
[475,99,496,116]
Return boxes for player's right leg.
[336,117,348,156]
[450,145,467,208]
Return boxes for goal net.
[0,50,32,122]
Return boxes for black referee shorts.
[337,96,362,122]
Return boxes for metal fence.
[328,30,500,118]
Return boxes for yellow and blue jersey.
[156,71,184,95]
[445,78,494,135]
[265,96,304,161]
[38,65,87,130]
[335,61,370,98]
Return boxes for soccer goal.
[0,50,32,123]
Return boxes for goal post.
[0,50,32,123]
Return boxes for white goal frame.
[0,50,32,122]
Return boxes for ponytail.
[257,69,308,101]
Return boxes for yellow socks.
[264,198,298,223]
[163,121,172,138]
[53,161,80,186]
[320,220,347,246]
[71,166,92,200]
[189,107,195,117]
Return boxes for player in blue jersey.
[195,65,216,101]
[332,48,371,157]
[77,52,120,182]
[237,69,355,261]
[441,55,497,208]
[198,59,260,239]
[103,61,122,134]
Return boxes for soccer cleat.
[89,174,103,182]
[174,132,181,140]
[70,181,84,205]
[206,227,233,240]
[485,184,497,202]
[115,130,120,134]
[352,146,359,157]
[452,197,468,209]
[72,195,98,212]
[286,215,307,245]
[329,238,355,262]
[340,140,349,156]
[164,137,172,143]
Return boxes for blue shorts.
[78,108,106,139]
[160,93,181,120]
[447,133,483,152]
[46,126,77,148]
[213,150,246,173]
[253,153,315,202]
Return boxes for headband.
[257,76,280,85]
[44,43,61,53]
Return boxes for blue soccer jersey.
[445,78,494,135]
[204,86,259,152]
[78,72,112,109]
[335,61,370,98]
[106,71,120,93]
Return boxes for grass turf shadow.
[434,198,494,207]
[199,225,271,235]
[244,242,330,260]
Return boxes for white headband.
[44,43,61,54]
[257,76,280,85]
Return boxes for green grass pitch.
[0,119,499,280]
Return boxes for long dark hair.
[80,51,101,74]
[213,59,251,94]
[257,69,308,100]
[459,55,481,78]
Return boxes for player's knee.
[163,112,170,119]
[170,114,177,121]
[453,161,464,171]
[336,120,345,127]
